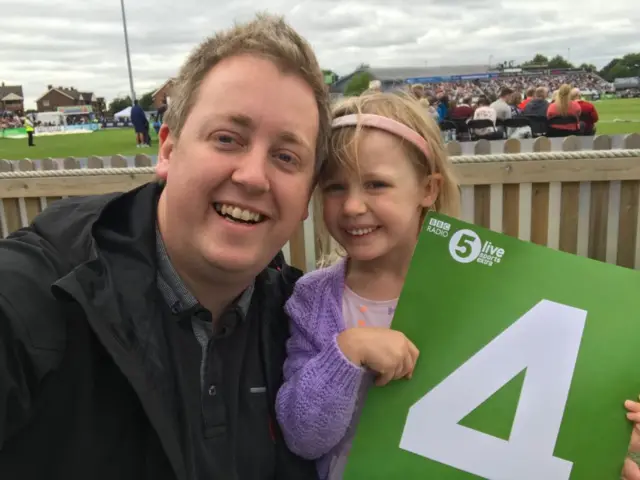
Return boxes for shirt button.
[208,385,217,397]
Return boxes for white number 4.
[400,300,587,480]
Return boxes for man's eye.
[216,134,236,144]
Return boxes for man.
[0,14,330,480]
[131,99,149,147]
[22,115,35,147]
[490,87,514,121]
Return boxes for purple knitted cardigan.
[275,259,367,479]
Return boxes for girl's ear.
[421,173,443,209]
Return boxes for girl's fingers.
[626,400,640,413]
[627,411,640,423]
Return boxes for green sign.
[1,127,26,139]
[344,212,640,479]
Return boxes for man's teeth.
[214,203,263,223]
[348,227,376,236]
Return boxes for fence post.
[63,157,80,170]
[501,139,521,237]
[592,135,612,151]
[40,158,62,207]
[0,160,13,238]
[17,159,40,227]
[87,155,105,169]
[624,133,640,149]
[134,154,152,167]
[532,136,551,152]
[110,155,128,168]
[447,141,462,157]
[0,160,15,238]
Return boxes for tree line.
[501,52,640,82]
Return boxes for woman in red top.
[547,83,581,131]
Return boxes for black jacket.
[0,183,317,480]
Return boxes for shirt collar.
[155,225,254,319]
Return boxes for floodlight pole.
[119,0,137,104]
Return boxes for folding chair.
[579,113,595,135]
[523,115,548,137]
[466,119,502,141]
[547,116,580,138]
[450,118,471,141]
[504,117,533,139]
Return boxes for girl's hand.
[337,327,419,386]
[622,397,640,480]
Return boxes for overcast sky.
[2,0,639,109]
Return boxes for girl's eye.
[366,180,387,189]
[322,183,344,193]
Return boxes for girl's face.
[321,129,438,263]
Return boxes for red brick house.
[0,83,24,114]
[36,85,100,112]
[152,79,174,109]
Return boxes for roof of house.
[152,79,175,98]
[0,84,24,101]
[36,86,95,103]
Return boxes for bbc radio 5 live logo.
[449,229,505,266]
[426,218,505,267]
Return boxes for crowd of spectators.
[400,84,599,139]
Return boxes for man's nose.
[230,147,270,194]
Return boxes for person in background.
[470,95,497,137]
[547,83,581,132]
[275,92,460,480]
[410,84,424,100]
[519,86,535,110]
[508,92,523,117]
[490,87,513,121]
[130,99,149,148]
[22,115,35,147]
[570,87,599,135]
[523,87,550,117]
[450,97,473,119]
[436,95,449,122]
[152,114,161,135]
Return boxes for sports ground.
[1,98,639,162]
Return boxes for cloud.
[1,0,638,109]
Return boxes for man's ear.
[156,124,173,180]
[421,173,443,209]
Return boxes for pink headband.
[331,113,433,162]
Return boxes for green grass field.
[0,128,160,161]
[1,99,639,162]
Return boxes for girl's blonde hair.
[315,91,461,266]
[555,84,573,116]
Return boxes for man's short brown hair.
[164,13,331,174]
[499,87,514,98]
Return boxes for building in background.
[329,65,492,96]
[36,85,100,112]
[152,79,174,109]
[0,83,25,115]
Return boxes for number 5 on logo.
[400,300,586,480]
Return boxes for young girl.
[275,92,460,479]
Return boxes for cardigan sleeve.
[275,269,365,459]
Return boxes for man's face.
[156,54,318,279]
